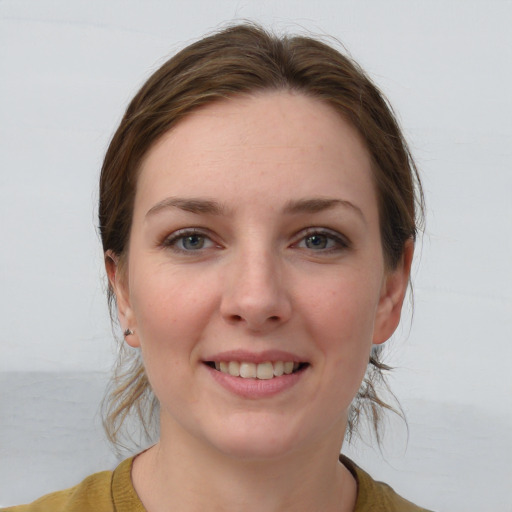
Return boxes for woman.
[3,24,431,512]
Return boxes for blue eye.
[304,234,332,249]
[180,234,206,250]
[296,229,348,252]
[164,230,215,252]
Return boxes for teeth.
[214,360,303,379]
[228,361,240,377]
[273,361,284,377]
[256,362,274,380]
[240,362,256,378]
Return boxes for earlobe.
[104,250,140,348]
[372,240,414,345]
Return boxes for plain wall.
[1,1,511,510]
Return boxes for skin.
[107,91,413,512]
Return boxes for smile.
[205,361,308,380]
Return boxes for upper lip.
[203,349,307,364]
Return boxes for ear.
[372,239,414,345]
[105,250,140,348]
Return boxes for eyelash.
[161,227,350,254]
[162,228,216,253]
[293,228,350,253]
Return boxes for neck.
[131,419,357,512]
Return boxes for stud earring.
[123,328,134,337]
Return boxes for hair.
[99,23,424,449]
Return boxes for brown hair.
[99,23,423,449]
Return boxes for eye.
[294,229,349,253]
[163,229,216,253]
[303,233,333,250]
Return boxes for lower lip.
[205,364,307,399]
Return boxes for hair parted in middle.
[99,22,423,450]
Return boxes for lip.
[202,349,309,399]
[205,362,308,399]
[203,349,306,365]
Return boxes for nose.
[220,247,292,332]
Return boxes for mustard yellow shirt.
[1,456,433,512]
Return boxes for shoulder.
[0,458,139,512]
[340,455,435,512]
[0,470,113,512]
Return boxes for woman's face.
[110,92,410,459]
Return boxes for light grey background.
[1,1,511,510]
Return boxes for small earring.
[123,328,134,337]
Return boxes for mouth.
[204,360,309,380]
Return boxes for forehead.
[135,91,376,213]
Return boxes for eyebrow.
[146,196,365,222]
[283,198,366,223]
[146,197,227,218]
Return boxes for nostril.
[229,314,280,324]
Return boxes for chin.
[212,433,299,461]
[202,414,318,462]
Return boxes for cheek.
[305,273,381,389]
[307,273,381,345]
[129,267,218,377]
[127,271,213,408]
[131,264,214,330]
